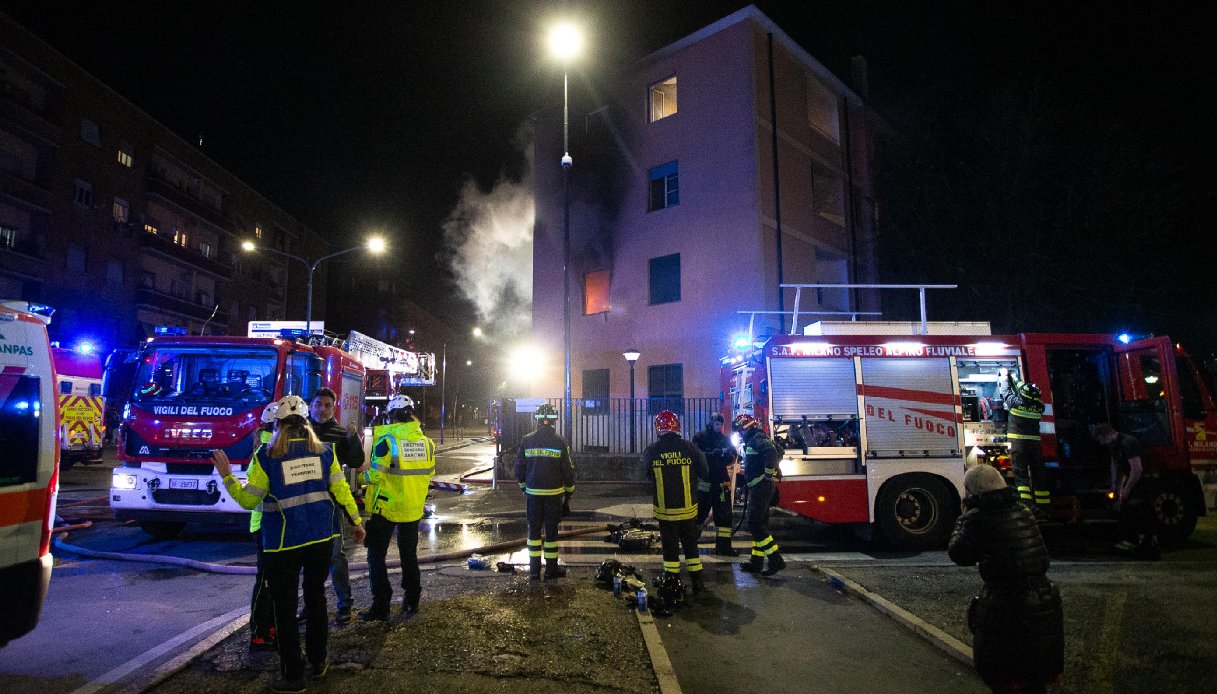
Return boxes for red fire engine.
[110,330,365,537]
[722,321,1213,549]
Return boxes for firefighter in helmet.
[515,403,575,580]
[643,410,711,594]
[692,412,739,556]
[358,394,435,621]
[733,414,785,576]
[1003,370,1051,520]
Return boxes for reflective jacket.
[515,425,575,497]
[248,429,272,533]
[1005,380,1044,442]
[643,432,709,521]
[225,438,361,552]
[741,429,781,487]
[364,421,435,523]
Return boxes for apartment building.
[0,13,327,352]
[532,6,881,401]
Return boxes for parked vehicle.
[51,347,104,471]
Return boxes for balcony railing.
[139,231,232,279]
[135,286,229,323]
[146,175,232,232]
[0,170,53,210]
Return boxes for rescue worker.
[213,395,365,694]
[1094,424,1160,560]
[1003,370,1051,519]
[692,412,738,556]
[643,410,710,594]
[358,394,435,620]
[515,403,575,580]
[949,464,1064,692]
[307,388,364,626]
[732,414,785,576]
[248,402,277,652]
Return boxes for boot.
[762,552,786,577]
[529,556,542,581]
[690,571,706,595]
[544,560,567,580]
[740,555,763,573]
[714,538,740,556]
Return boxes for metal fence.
[498,397,723,455]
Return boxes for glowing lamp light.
[817,495,827,503]
[241,240,257,251]
[1145,375,1160,384]
[76,341,95,355]
[731,333,752,351]
[366,236,386,254]
[548,22,583,61]
[1107,491,1116,500]
[1118,333,1132,345]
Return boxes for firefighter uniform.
[1004,376,1050,516]
[223,438,361,685]
[362,419,435,618]
[738,423,786,575]
[692,421,738,555]
[515,419,575,579]
[643,430,710,590]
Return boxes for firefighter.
[307,388,364,626]
[732,414,785,576]
[213,395,365,693]
[1003,370,1051,519]
[515,403,575,580]
[643,410,710,594]
[358,394,434,621]
[248,402,277,652]
[692,412,738,556]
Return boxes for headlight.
[113,473,139,490]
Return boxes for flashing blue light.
[279,328,310,339]
[15,400,29,410]
[731,333,752,351]
[1118,333,1132,345]
[77,341,95,355]
[154,326,189,336]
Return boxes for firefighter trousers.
[1011,440,1051,510]
[745,478,780,560]
[696,487,733,541]
[658,519,702,575]
[365,514,421,612]
[526,494,564,573]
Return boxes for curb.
[813,566,974,667]
[635,609,683,694]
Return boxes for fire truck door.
[1115,337,1187,461]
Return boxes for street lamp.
[549,21,582,437]
[242,236,386,334]
[624,348,640,453]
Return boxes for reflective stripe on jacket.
[364,421,435,522]
[742,429,780,487]
[515,425,575,496]
[1005,381,1044,441]
[643,432,709,521]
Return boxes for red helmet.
[654,410,680,434]
[733,414,759,431]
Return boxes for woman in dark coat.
[949,464,1064,693]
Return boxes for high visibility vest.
[364,421,435,523]
[248,430,271,533]
[256,442,340,551]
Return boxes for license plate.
[169,479,199,490]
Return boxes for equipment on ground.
[605,519,658,550]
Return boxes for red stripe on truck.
[858,384,959,406]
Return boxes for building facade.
[532,7,881,402]
[0,13,327,353]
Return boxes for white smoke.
[443,126,534,341]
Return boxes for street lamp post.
[624,348,640,453]
[439,342,447,444]
[550,22,582,438]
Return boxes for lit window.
[117,148,133,168]
[112,197,129,223]
[144,223,158,235]
[254,225,263,239]
[73,179,94,208]
[173,229,188,247]
[649,76,677,122]
[648,161,679,212]
[80,119,101,147]
[648,253,680,305]
[583,269,610,315]
[806,78,840,142]
[0,225,16,249]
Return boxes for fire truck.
[0,301,59,647]
[51,347,105,471]
[110,329,366,537]
[722,321,1213,549]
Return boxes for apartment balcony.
[146,174,232,233]
[135,286,229,323]
[0,90,61,145]
[139,231,232,280]
[0,170,53,212]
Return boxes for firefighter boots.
[740,555,764,573]
[530,557,542,581]
[544,560,567,580]
[714,538,740,556]
[690,571,706,595]
[762,552,786,577]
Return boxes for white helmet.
[260,401,279,424]
[387,394,415,413]
[275,395,309,420]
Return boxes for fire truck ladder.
[737,283,957,339]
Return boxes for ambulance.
[51,347,105,470]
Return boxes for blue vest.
[258,442,338,551]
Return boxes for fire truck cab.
[110,331,365,537]
[722,322,1212,550]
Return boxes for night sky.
[4,1,1214,350]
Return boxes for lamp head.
[241,241,257,252]
[548,22,582,62]
[623,348,641,363]
[366,236,386,254]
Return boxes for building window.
[73,179,94,208]
[139,270,155,289]
[248,305,258,322]
[806,78,840,142]
[811,160,845,226]
[144,223,158,235]
[112,197,129,223]
[0,225,16,249]
[117,147,134,168]
[254,225,263,239]
[647,363,684,414]
[649,76,678,122]
[648,253,681,305]
[66,243,87,273]
[80,119,101,147]
[199,241,214,258]
[106,259,124,286]
[648,161,679,211]
[583,269,610,315]
[582,368,610,414]
[173,228,188,248]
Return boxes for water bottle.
[613,574,622,597]
[637,587,648,613]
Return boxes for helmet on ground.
[653,571,687,607]
[260,401,279,424]
[1018,382,1042,401]
[534,403,559,421]
[654,410,680,434]
[275,395,309,420]
[733,414,759,431]
[387,394,415,413]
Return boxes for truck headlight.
[113,473,139,490]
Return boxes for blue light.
[1118,333,1132,345]
[77,341,95,355]
[15,401,29,410]
[731,333,752,351]
[154,326,189,336]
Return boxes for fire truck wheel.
[138,521,186,539]
[875,474,957,551]
[1150,477,1198,546]
[59,455,79,473]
